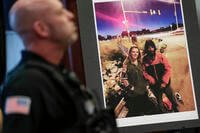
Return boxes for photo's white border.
[92,1,107,108]
[117,111,198,127]
[93,0,120,3]
[92,0,199,128]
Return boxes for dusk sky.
[94,0,183,36]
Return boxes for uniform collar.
[21,50,63,69]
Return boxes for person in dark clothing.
[0,0,117,132]
[1,51,85,132]
[121,46,158,117]
[142,40,178,113]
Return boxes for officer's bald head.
[10,0,77,46]
[9,0,61,42]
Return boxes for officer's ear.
[33,20,50,38]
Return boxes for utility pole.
[120,0,131,41]
[173,0,179,29]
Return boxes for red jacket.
[143,52,171,85]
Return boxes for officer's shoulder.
[6,66,50,88]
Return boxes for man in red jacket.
[142,40,178,113]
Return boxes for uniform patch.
[5,96,31,115]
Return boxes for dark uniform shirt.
[0,51,85,133]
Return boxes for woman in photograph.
[121,46,158,117]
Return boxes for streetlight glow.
[170,24,173,31]
[153,10,156,15]
[158,10,161,15]
[122,20,128,24]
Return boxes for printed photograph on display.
[92,0,198,127]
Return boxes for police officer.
[0,0,117,133]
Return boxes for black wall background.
[3,0,15,30]
[0,0,6,84]
[195,0,200,30]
